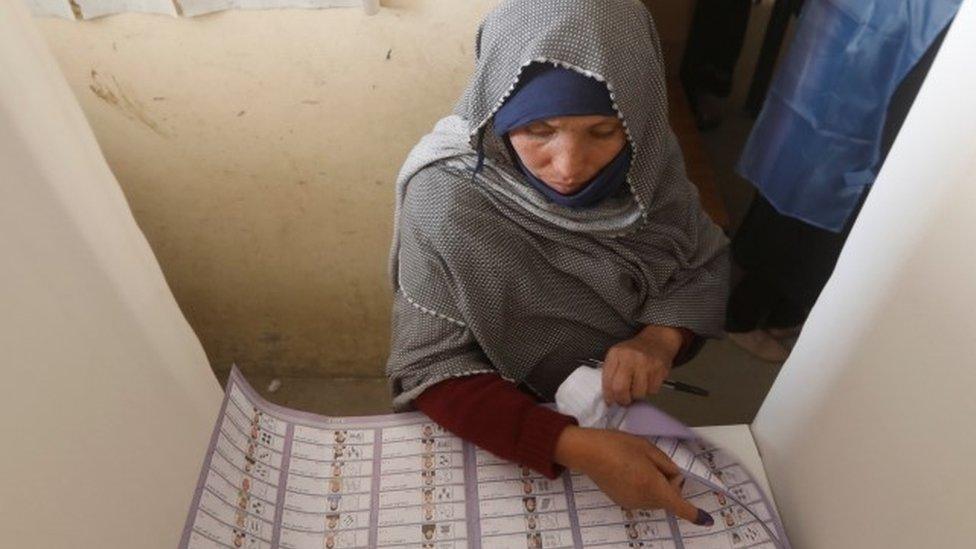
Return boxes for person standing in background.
[727,0,959,361]
[680,0,754,130]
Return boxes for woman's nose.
[551,138,588,182]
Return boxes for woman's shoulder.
[400,163,502,240]
[403,162,487,206]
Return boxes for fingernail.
[694,508,714,527]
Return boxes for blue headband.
[493,63,618,135]
[489,63,631,208]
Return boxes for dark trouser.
[726,270,809,333]
[680,0,753,109]
[724,24,949,333]
[725,195,850,333]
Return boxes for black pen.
[578,358,710,397]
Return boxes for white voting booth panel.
[0,2,222,548]
[748,1,976,547]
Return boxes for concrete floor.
[225,106,791,427]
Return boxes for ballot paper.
[180,367,791,548]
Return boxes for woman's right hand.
[554,425,714,527]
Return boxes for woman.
[387,0,728,526]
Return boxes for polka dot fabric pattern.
[386,0,730,410]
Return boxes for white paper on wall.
[75,0,178,19]
[175,0,233,16]
[234,0,361,7]
[178,0,363,17]
[22,0,75,19]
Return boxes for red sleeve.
[414,374,577,479]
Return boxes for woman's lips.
[548,180,584,194]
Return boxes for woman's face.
[508,114,626,195]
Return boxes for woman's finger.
[647,363,668,394]
[665,490,714,527]
[669,473,685,494]
[642,442,681,477]
[631,367,649,400]
[642,457,712,527]
[611,363,634,406]
[601,359,620,405]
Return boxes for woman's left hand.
[602,325,684,406]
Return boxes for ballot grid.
[179,368,790,549]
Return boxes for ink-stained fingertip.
[695,508,714,527]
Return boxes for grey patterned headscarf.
[387,0,729,409]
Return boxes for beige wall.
[643,0,696,73]
[34,0,697,379]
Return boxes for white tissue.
[555,366,628,429]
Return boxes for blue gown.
[737,0,961,232]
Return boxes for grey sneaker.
[727,330,790,362]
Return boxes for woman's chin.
[546,182,585,195]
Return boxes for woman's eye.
[525,124,554,137]
[591,127,620,138]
